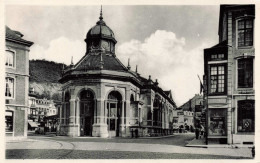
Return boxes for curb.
[185,138,253,149]
[138,135,176,139]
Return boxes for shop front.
[208,108,227,144]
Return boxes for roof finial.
[136,65,138,73]
[99,5,103,20]
[71,56,74,65]
[127,58,131,70]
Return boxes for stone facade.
[59,11,177,138]
[5,26,33,139]
[203,5,255,145]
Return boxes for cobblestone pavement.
[5,134,253,159]
[34,133,194,146]
[6,149,251,159]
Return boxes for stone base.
[232,134,254,145]
[67,124,80,137]
[119,125,127,137]
[92,123,109,138]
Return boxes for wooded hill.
[29,59,65,83]
[29,59,66,101]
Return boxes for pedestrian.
[195,127,199,139]
[200,125,204,138]
[252,146,255,158]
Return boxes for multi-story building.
[28,88,59,131]
[59,9,177,138]
[5,26,33,139]
[203,5,255,145]
[178,94,203,130]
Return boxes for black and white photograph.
[2,1,258,161]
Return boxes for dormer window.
[238,19,253,47]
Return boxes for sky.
[5,5,220,106]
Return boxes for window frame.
[5,49,16,69]
[237,58,254,88]
[237,100,255,133]
[209,64,227,95]
[236,17,254,48]
[5,77,15,99]
[5,110,14,135]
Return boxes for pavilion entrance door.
[80,101,94,136]
[80,90,94,136]
[107,102,121,137]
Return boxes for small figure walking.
[195,127,200,139]
[200,125,204,138]
[252,146,255,158]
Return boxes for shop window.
[5,111,13,133]
[5,77,14,98]
[237,100,254,132]
[210,65,226,94]
[238,58,253,88]
[208,108,227,136]
[238,19,253,47]
[5,50,15,68]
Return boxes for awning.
[28,121,38,128]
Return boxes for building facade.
[178,94,203,130]
[203,5,255,144]
[5,26,33,139]
[59,10,177,138]
[28,89,59,131]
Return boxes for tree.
[39,90,51,100]
[52,92,62,101]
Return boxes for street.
[6,133,252,159]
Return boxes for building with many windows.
[203,5,254,144]
[177,94,203,131]
[5,26,33,139]
[59,10,177,138]
[28,88,59,132]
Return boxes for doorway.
[80,90,94,136]
[107,91,122,137]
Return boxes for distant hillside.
[29,59,65,83]
[29,59,66,100]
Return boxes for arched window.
[80,90,94,116]
[108,91,122,101]
[80,90,94,101]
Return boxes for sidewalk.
[186,138,254,149]
[186,138,230,148]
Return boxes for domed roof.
[86,9,115,40]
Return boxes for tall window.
[237,100,254,132]
[5,77,14,98]
[238,19,253,47]
[5,50,15,67]
[238,58,253,88]
[210,65,225,93]
[5,111,13,133]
